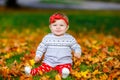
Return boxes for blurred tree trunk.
[5,0,20,8]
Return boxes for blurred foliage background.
[39,0,120,3]
[0,10,120,37]
[90,0,120,3]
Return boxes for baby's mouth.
[56,30,61,32]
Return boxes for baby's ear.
[66,25,69,30]
[49,25,51,29]
[67,25,69,29]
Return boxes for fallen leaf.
[55,74,61,80]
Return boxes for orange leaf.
[55,74,61,80]
[39,70,43,75]
[103,66,110,73]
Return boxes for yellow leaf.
[4,54,10,59]
[92,69,102,75]
[29,59,35,66]
[75,72,81,78]
[99,73,108,80]
[92,58,99,64]
[40,75,50,80]
[71,70,81,78]
[55,74,61,80]
[80,70,89,78]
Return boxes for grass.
[6,53,24,66]
[79,62,98,72]
[39,0,81,4]
[0,10,120,36]
[91,0,120,3]
[40,0,120,4]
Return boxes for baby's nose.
[56,26,61,29]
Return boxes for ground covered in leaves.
[0,29,120,80]
[0,8,120,80]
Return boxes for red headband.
[49,14,69,25]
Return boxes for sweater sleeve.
[70,37,82,56]
[35,37,47,58]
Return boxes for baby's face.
[49,19,68,36]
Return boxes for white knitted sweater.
[36,33,81,67]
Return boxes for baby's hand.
[34,56,41,63]
[74,53,81,59]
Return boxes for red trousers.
[30,63,71,76]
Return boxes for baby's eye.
[60,24,64,26]
[53,24,57,26]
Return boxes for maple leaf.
[1,66,10,79]
[55,74,61,80]
[98,52,107,62]
[91,47,98,54]
[29,59,35,66]
[23,54,33,61]
[102,66,110,73]
[39,70,43,75]
[40,75,50,80]
[0,59,6,66]
[4,53,11,59]
[113,58,120,69]
[70,69,81,79]
[80,70,90,78]
[99,73,108,80]
[92,58,99,64]
[91,76,98,80]
[92,69,102,76]
[73,57,81,68]
[8,60,24,77]
[108,69,120,79]
[20,75,33,80]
